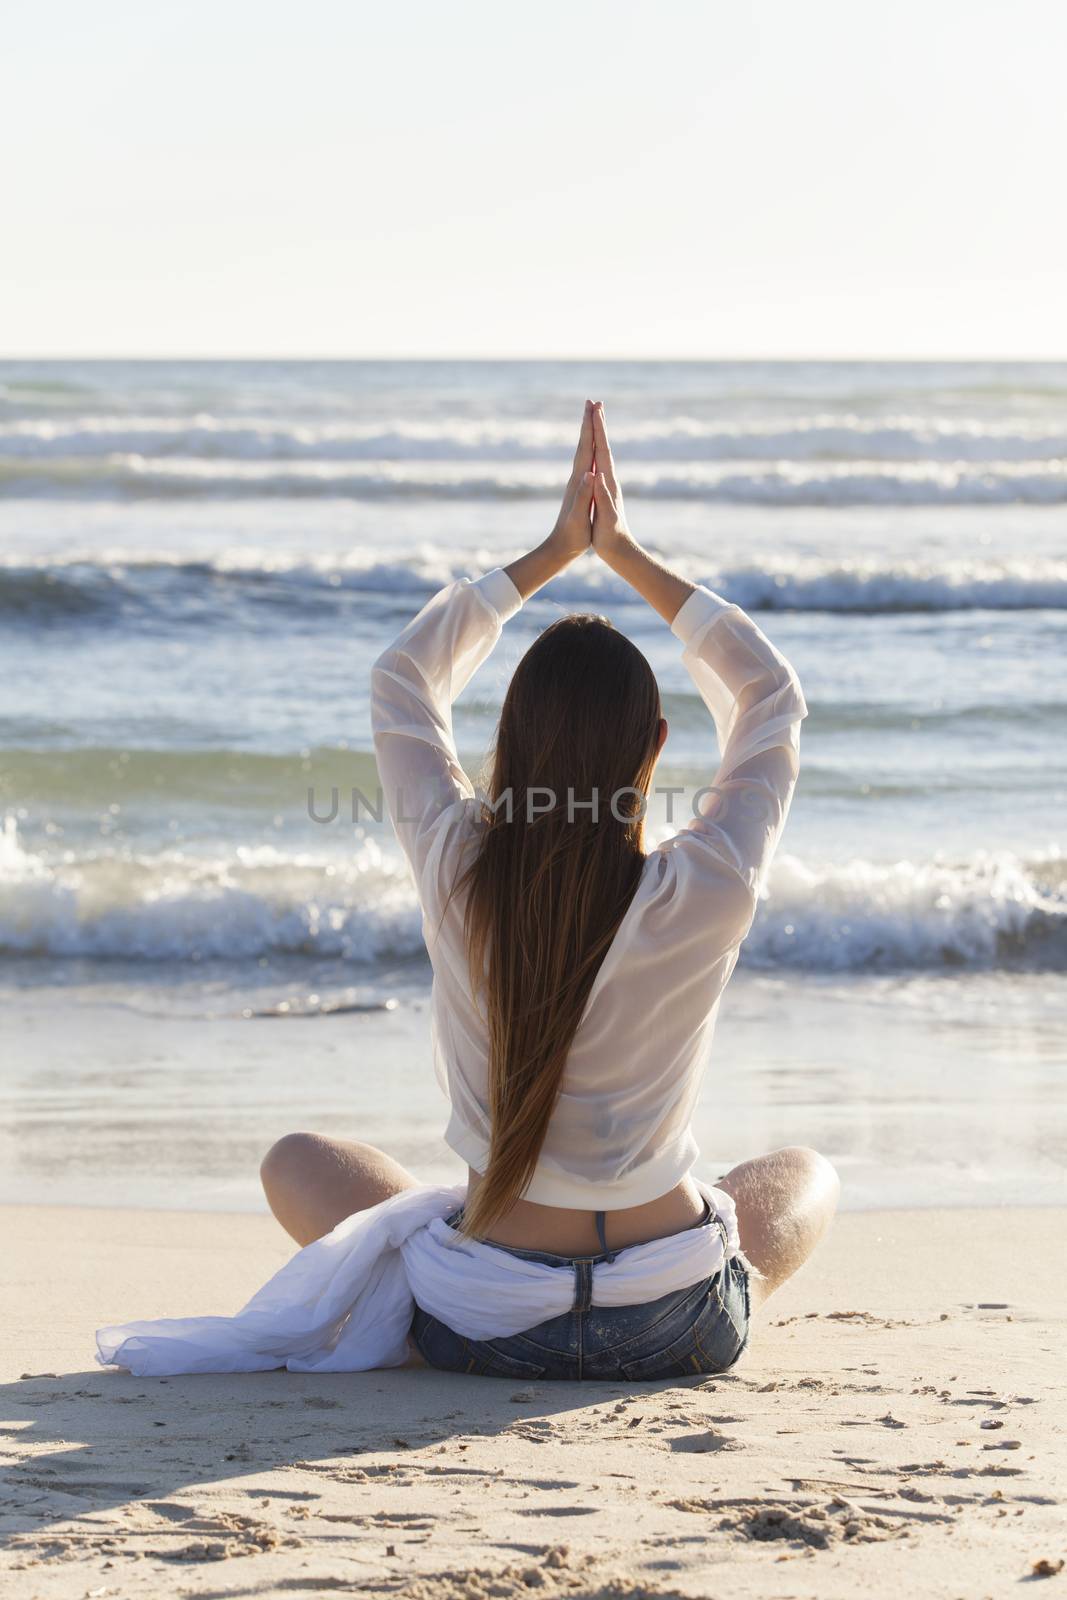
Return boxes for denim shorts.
[410,1208,751,1381]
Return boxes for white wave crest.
[2,411,1067,464]
[2,821,1063,971]
[0,820,423,964]
[4,548,1067,613]
[3,455,1067,505]
[742,850,1067,971]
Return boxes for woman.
[258,401,839,1381]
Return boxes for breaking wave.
[2,820,1063,973]
[3,455,1067,505]
[3,549,1067,622]
[2,412,1066,464]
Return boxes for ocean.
[1,359,1064,1212]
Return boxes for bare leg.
[260,1131,420,1247]
[716,1145,840,1313]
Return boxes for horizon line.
[3,352,1067,365]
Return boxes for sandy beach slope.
[2,1204,1063,1598]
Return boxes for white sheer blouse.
[371,568,807,1210]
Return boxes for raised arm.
[370,569,522,879]
[371,402,597,886]
[589,402,807,940]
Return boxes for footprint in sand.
[669,1430,740,1454]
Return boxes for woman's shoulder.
[630,833,756,943]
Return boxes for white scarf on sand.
[95,1180,740,1377]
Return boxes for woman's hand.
[588,401,695,624]
[503,402,595,600]
[545,400,596,562]
[589,402,636,562]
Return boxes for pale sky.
[4,0,1066,359]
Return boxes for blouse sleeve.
[370,568,524,887]
[649,585,808,948]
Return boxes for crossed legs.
[260,1133,839,1315]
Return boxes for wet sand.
[4,970,1065,1213]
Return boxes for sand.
[1,1204,1063,1599]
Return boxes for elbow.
[371,642,424,688]
[370,647,397,683]
[739,660,808,726]
[369,654,400,739]
[773,656,807,724]
[785,668,808,723]
[790,668,809,724]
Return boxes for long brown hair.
[455,614,663,1239]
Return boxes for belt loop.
[718,1214,732,1260]
[572,1258,593,1314]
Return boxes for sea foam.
[2,411,1066,463]
[3,454,1067,505]
[3,550,1067,617]
[2,820,1062,972]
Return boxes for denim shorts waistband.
[444,1199,715,1270]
